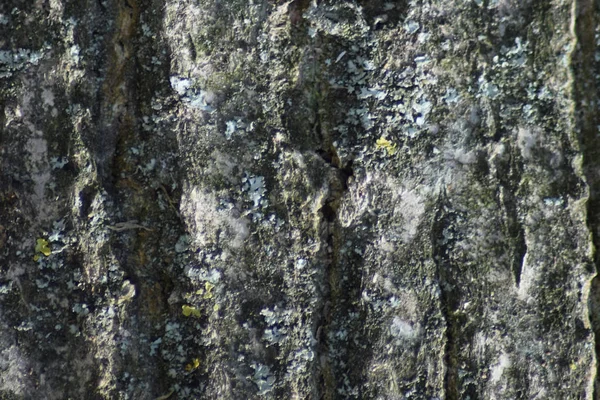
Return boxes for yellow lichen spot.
[185,358,200,372]
[376,136,397,155]
[182,304,201,318]
[203,282,214,300]
[35,238,51,257]
[213,303,220,312]
[570,362,577,371]
[33,254,40,262]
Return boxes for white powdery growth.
[382,173,428,243]
[180,186,249,250]
[390,316,419,340]
[26,135,52,221]
[0,344,30,395]
[516,126,564,171]
[517,251,534,301]
[168,75,215,112]
[490,352,511,384]
[205,150,239,185]
[395,185,426,243]
[339,172,426,243]
[444,147,478,166]
[516,126,537,160]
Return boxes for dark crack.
[312,102,355,399]
[496,145,526,288]
[430,191,459,400]
[569,0,599,397]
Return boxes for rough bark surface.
[0,0,599,399]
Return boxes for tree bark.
[0,0,599,399]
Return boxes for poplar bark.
[1,1,599,399]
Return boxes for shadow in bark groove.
[430,191,460,400]
[572,0,600,398]
[494,144,526,288]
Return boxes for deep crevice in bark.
[497,146,526,288]
[431,191,459,400]
[570,0,599,398]
[313,100,355,399]
[88,0,179,395]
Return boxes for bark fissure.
[570,0,600,397]
[430,192,459,400]
[497,147,527,288]
[313,105,355,399]
[96,0,140,185]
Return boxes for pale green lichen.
[34,238,51,258]
[196,281,215,300]
[181,305,201,318]
[184,358,200,372]
[375,136,397,155]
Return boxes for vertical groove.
[430,191,459,400]
[314,97,354,399]
[98,0,138,182]
[497,146,527,288]
[568,0,599,398]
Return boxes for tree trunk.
[1,0,599,398]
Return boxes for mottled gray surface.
[0,0,599,399]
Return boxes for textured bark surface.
[1,0,599,399]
